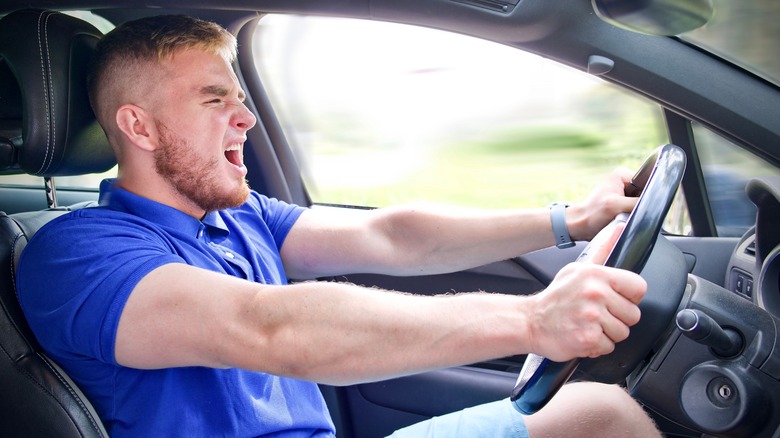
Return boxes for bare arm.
[280,204,555,279]
[114,169,643,384]
[281,168,638,280]
[114,236,645,386]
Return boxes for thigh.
[387,398,529,438]
[523,382,660,438]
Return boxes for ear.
[115,104,159,152]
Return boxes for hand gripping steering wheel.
[510,144,687,415]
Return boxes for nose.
[234,102,257,132]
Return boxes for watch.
[549,202,575,249]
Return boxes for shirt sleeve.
[17,209,183,366]
[238,192,306,250]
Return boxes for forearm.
[116,264,529,383]
[281,204,561,279]
[283,168,637,280]
[232,280,532,386]
[373,204,556,275]
[117,255,645,386]
[234,255,645,384]
[375,167,639,275]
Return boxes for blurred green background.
[256,15,665,210]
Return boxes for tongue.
[225,149,241,167]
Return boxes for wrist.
[564,203,588,242]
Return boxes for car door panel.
[341,260,546,297]
[325,258,544,436]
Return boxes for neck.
[115,173,207,219]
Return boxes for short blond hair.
[87,15,237,135]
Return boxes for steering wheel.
[510,144,687,414]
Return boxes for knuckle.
[581,306,602,322]
[585,287,606,301]
[572,301,601,325]
[577,326,603,347]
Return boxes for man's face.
[149,49,257,214]
[154,120,250,212]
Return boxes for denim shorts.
[387,398,529,438]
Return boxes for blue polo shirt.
[17,180,335,437]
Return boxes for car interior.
[0,9,113,437]
[1,0,780,437]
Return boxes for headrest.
[0,9,115,176]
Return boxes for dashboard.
[729,177,780,318]
[617,175,780,437]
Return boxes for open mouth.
[224,144,244,169]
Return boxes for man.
[17,14,659,437]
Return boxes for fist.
[526,262,646,361]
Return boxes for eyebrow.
[199,85,246,100]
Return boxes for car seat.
[0,9,115,436]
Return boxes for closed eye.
[200,85,246,106]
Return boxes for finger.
[609,194,639,214]
[587,334,617,358]
[609,268,647,305]
[613,166,635,185]
[606,294,642,327]
[586,310,633,357]
[604,167,635,194]
[601,308,634,343]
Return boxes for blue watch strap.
[550,202,575,249]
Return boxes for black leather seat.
[0,9,115,436]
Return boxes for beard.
[154,121,250,213]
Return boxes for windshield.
[683,0,780,86]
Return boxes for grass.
[307,124,662,209]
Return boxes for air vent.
[745,240,756,257]
[451,0,520,13]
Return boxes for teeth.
[226,144,240,151]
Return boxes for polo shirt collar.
[98,178,229,239]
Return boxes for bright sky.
[257,15,602,142]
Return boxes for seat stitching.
[0,340,104,437]
[5,220,106,436]
[8,230,41,354]
[43,11,56,174]
[38,352,107,437]
[10,232,23,296]
[7,218,38,349]
[35,11,56,175]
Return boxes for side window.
[694,123,778,237]
[253,15,667,210]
